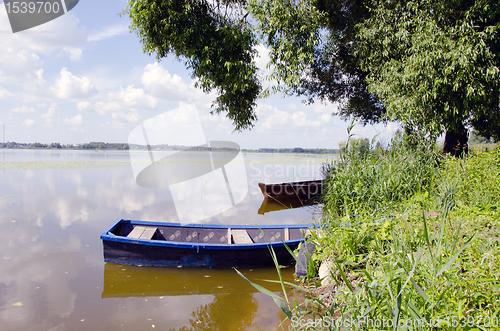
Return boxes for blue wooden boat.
[101,219,312,267]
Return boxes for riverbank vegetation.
[256,129,500,330]
[311,135,498,330]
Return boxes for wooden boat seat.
[127,226,157,239]
[231,229,254,244]
[140,227,157,239]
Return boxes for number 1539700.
[5,1,61,14]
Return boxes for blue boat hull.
[101,219,311,267]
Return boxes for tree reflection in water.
[180,293,257,331]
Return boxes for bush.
[322,127,441,217]
[440,147,500,208]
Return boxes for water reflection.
[1,149,327,227]
[0,149,331,330]
[0,241,84,330]
[258,196,322,215]
[102,264,292,298]
[102,264,292,330]
[181,293,257,331]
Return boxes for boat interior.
[109,222,307,244]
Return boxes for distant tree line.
[244,147,338,154]
[79,142,130,150]
[0,142,130,150]
[128,144,239,152]
[338,138,371,154]
[0,142,339,154]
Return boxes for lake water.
[0,149,334,330]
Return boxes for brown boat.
[258,179,325,200]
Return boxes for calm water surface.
[0,149,333,330]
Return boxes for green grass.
[321,124,441,218]
[314,137,500,330]
[239,130,500,330]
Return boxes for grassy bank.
[249,132,500,330]
[311,135,499,330]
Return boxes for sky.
[0,0,399,150]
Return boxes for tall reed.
[322,124,441,218]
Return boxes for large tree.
[125,0,500,155]
[356,0,500,156]
[125,0,377,128]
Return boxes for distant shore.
[0,142,339,154]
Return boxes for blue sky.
[0,0,398,149]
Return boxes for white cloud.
[61,47,83,61]
[320,113,332,123]
[23,118,35,126]
[140,63,216,105]
[40,103,57,125]
[188,78,218,103]
[51,68,97,99]
[255,103,274,117]
[16,14,86,53]
[63,114,83,126]
[34,69,46,84]
[77,101,94,112]
[95,85,157,114]
[141,63,190,100]
[258,104,321,130]
[21,69,50,101]
[254,44,277,91]
[261,108,291,130]
[12,105,36,113]
[114,85,157,108]
[0,86,13,99]
[112,111,142,124]
[254,44,271,76]
[94,101,117,114]
[0,49,43,85]
[87,24,129,42]
[0,8,86,83]
[291,111,321,127]
[200,111,227,123]
[312,101,338,114]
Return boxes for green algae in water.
[0,160,131,170]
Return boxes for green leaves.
[357,0,500,141]
[234,268,293,319]
[436,235,473,278]
[248,0,325,94]
[126,0,261,131]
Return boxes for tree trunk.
[443,121,468,157]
